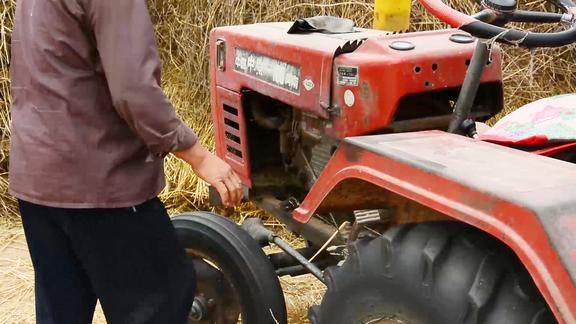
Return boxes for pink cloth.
[480,94,576,145]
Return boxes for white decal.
[344,90,355,107]
[303,79,315,91]
[234,48,301,94]
[337,66,359,87]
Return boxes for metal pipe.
[242,217,328,284]
[510,10,564,23]
[448,40,490,133]
[472,9,498,23]
[391,112,490,133]
[276,259,334,277]
[271,236,326,284]
[268,248,318,269]
[257,195,343,247]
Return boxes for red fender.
[294,131,576,324]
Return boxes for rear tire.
[173,212,287,324]
[309,222,555,324]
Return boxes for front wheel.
[309,222,555,324]
[172,212,287,324]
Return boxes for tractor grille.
[310,143,334,177]
[222,104,244,161]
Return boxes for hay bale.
[0,0,16,226]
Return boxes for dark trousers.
[18,198,196,324]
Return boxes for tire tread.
[311,222,555,324]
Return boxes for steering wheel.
[419,0,576,47]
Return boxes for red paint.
[210,23,502,182]
[211,22,347,120]
[534,142,576,156]
[418,0,477,28]
[293,132,576,323]
[211,86,252,186]
[330,29,502,137]
[208,20,574,324]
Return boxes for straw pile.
[0,0,575,323]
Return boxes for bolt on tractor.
[172,0,576,323]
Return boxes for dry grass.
[0,0,17,227]
[0,0,575,323]
[0,223,325,323]
[0,227,34,324]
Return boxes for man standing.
[9,0,243,323]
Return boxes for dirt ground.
[0,224,325,324]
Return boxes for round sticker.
[344,90,355,107]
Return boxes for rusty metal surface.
[293,131,576,324]
[316,177,450,225]
[257,195,342,248]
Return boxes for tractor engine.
[209,22,504,202]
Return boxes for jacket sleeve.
[83,0,197,158]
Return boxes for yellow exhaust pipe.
[373,0,411,32]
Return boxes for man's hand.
[173,143,243,207]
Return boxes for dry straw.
[0,0,574,322]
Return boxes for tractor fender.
[293,131,576,324]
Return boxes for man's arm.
[82,0,242,206]
[173,145,243,207]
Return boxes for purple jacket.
[9,0,197,208]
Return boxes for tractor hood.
[210,22,386,119]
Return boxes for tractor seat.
[480,94,576,146]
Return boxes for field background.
[0,0,575,323]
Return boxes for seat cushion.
[480,94,576,145]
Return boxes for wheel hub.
[186,250,243,324]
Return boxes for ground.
[0,222,325,324]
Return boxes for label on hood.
[234,48,301,94]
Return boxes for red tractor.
[173,0,576,323]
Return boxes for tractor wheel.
[172,212,287,324]
[309,222,555,324]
